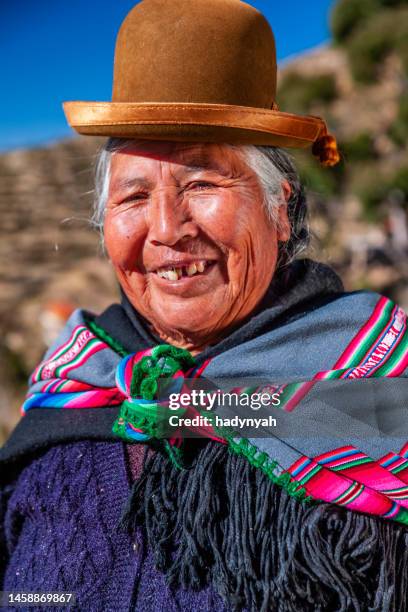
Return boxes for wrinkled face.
[104,141,290,351]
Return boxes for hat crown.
[112,0,277,109]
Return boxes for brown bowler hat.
[63,0,340,166]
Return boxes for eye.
[188,181,217,191]
[120,192,149,205]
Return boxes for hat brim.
[62,101,327,149]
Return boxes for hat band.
[63,101,323,142]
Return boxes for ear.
[276,180,291,242]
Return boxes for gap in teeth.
[157,260,209,280]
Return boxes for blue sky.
[0,0,336,151]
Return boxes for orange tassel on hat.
[312,127,341,167]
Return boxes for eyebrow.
[115,176,154,192]
[177,155,233,177]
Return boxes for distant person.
[1,1,407,610]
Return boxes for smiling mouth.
[153,260,214,281]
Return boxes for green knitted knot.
[130,345,195,401]
[113,344,196,443]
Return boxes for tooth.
[157,270,166,278]
[196,261,205,273]
[167,270,179,281]
[187,263,197,276]
[175,268,182,279]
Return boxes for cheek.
[191,192,275,264]
[189,192,251,247]
[104,210,146,269]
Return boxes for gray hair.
[93,139,310,268]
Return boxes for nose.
[147,187,199,246]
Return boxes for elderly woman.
[1,1,408,611]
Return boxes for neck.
[147,323,216,355]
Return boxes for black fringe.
[120,441,408,612]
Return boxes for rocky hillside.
[0,137,117,439]
[0,0,407,442]
[276,0,408,307]
[277,44,408,300]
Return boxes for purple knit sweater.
[2,440,227,611]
